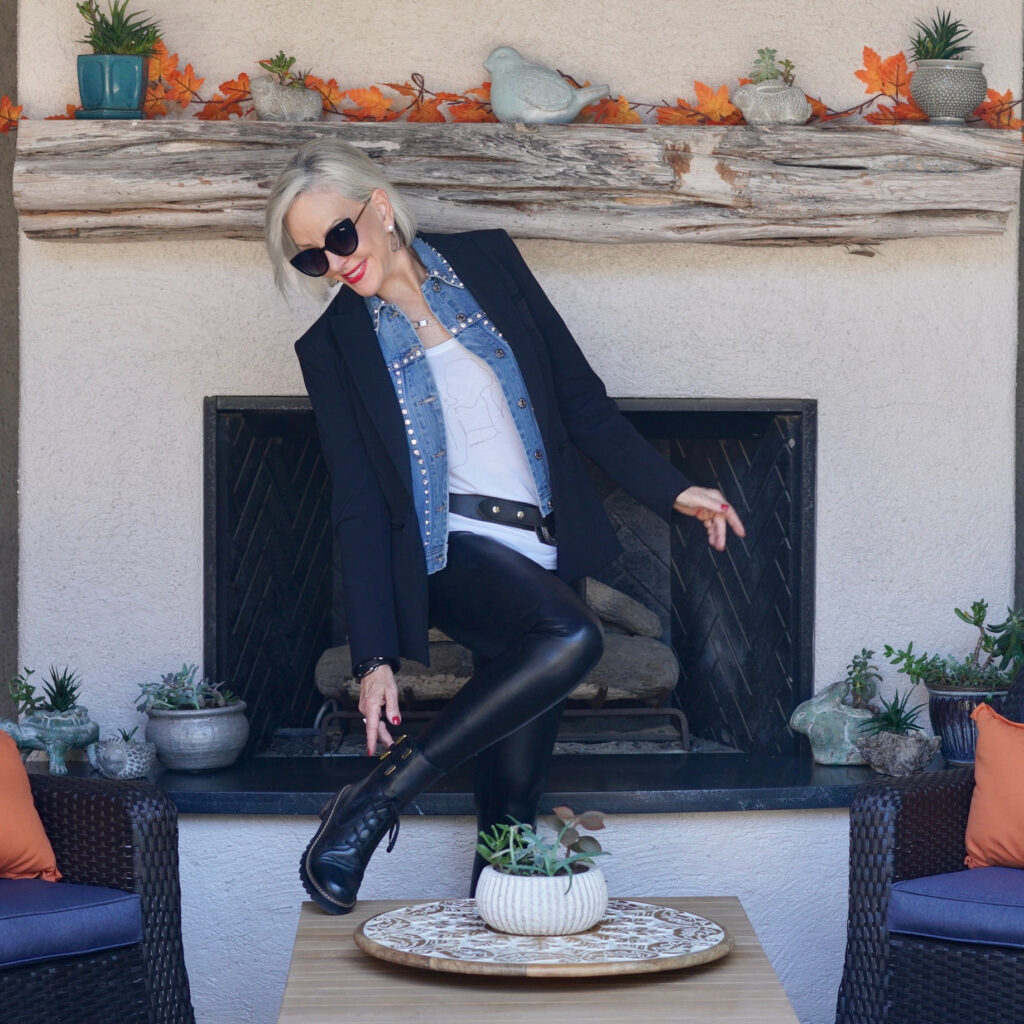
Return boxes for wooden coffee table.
[277,897,798,1022]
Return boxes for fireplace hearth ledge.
[52,752,947,815]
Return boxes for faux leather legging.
[416,531,603,879]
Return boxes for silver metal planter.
[145,702,249,771]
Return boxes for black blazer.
[295,228,692,667]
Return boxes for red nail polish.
[721,504,729,510]
[392,716,401,725]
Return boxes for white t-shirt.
[423,337,557,570]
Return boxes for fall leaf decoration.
[3,44,1021,134]
[0,95,24,132]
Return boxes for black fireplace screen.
[204,397,815,757]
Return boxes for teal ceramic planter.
[76,54,148,119]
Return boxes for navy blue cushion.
[889,866,1024,949]
[0,878,142,968]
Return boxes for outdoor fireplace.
[204,397,815,759]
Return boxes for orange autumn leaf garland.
[3,43,1021,132]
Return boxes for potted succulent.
[907,9,987,124]
[885,600,1023,764]
[855,690,940,776]
[93,726,158,780]
[474,807,609,936]
[250,50,322,122]
[789,649,882,765]
[136,663,249,771]
[0,667,100,775]
[733,48,811,126]
[75,0,162,120]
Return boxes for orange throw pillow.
[965,702,1024,869]
[0,731,61,881]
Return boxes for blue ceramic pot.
[76,54,148,118]
[927,687,1007,765]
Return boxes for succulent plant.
[136,663,240,712]
[8,666,82,715]
[909,9,974,61]
[843,649,882,709]
[885,600,1024,691]
[77,0,161,57]
[477,807,608,883]
[257,50,311,88]
[749,48,797,86]
[860,690,924,736]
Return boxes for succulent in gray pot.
[1,667,100,775]
[250,50,322,122]
[475,807,609,935]
[733,48,811,127]
[855,690,940,776]
[907,9,987,124]
[75,0,162,120]
[885,600,1022,764]
[136,663,248,771]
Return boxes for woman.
[265,138,745,916]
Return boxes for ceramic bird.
[484,46,610,124]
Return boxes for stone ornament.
[250,77,322,122]
[93,737,158,779]
[0,708,100,776]
[484,46,610,124]
[733,81,811,126]
[789,680,875,765]
[856,732,940,776]
[355,898,733,976]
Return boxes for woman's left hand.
[673,486,746,552]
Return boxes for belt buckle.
[536,517,556,546]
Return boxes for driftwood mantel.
[12,119,1022,245]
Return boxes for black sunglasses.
[289,199,370,278]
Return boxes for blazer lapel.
[327,289,414,501]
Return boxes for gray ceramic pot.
[910,60,987,124]
[250,77,322,122]
[145,702,248,771]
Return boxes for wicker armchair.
[836,675,1024,1024]
[0,772,195,1024]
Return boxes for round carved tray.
[354,898,733,977]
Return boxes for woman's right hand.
[358,665,401,755]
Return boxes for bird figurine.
[484,46,611,124]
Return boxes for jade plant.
[842,649,882,709]
[257,50,310,88]
[135,663,239,712]
[8,666,82,715]
[884,600,1024,691]
[909,9,974,61]
[477,807,608,887]
[76,0,162,56]
[749,48,797,86]
[859,689,924,736]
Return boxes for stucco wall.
[16,3,1023,1023]
[0,0,17,717]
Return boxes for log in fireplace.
[204,397,815,758]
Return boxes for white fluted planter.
[475,865,609,935]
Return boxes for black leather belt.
[448,493,556,546]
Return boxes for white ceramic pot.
[145,702,249,771]
[475,865,608,935]
[910,61,987,124]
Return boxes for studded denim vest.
[366,237,553,574]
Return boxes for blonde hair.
[264,137,417,303]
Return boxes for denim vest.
[366,237,553,574]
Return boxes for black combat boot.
[299,735,443,915]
